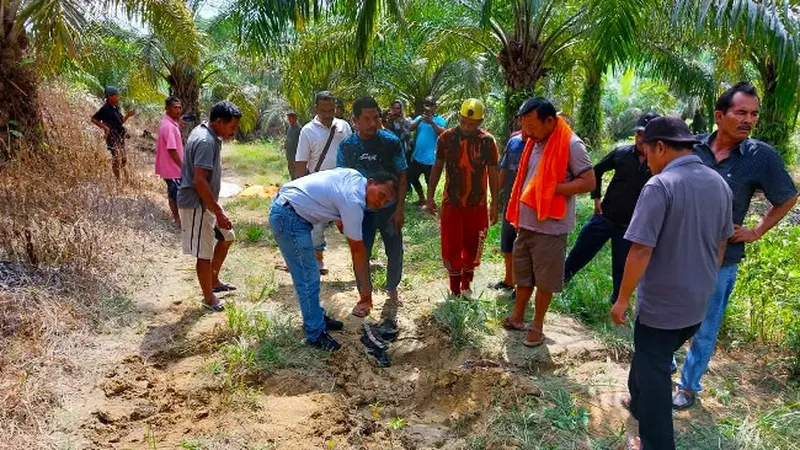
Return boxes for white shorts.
[180,207,235,260]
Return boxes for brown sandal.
[502,316,527,331]
[351,301,372,318]
[522,329,545,347]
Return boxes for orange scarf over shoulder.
[506,117,572,227]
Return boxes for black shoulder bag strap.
[313,124,337,173]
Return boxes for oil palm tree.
[1,0,199,158]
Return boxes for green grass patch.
[222,140,290,186]
[220,303,317,388]
[432,295,506,350]
[226,196,272,213]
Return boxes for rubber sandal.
[203,302,225,313]
[522,330,545,347]
[319,268,329,275]
[502,316,527,331]
[351,301,372,318]
[212,282,237,293]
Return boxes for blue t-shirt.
[278,168,368,241]
[412,115,447,165]
[337,129,408,177]
[499,134,525,207]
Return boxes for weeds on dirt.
[432,295,505,350]
[0,85,168,446]
[225,196,272,213]
[219,303,315,388]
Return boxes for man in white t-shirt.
[270,168,398,351]
[295,91,353,275]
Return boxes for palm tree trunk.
[0,18,43,160]
[576,62,603,151]
[753,58,796,164]
[167,65,201,139]
[497,36,546,140]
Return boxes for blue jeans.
[269,198,325,341]
[564,215,631,302]
[362,203,404,292]
[678,264,739,392]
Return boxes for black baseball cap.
[642,116,701,145]
[634,112,661,131]
[423,96,437,105]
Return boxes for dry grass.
[0,84,170,447]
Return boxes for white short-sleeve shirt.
[295,116,352,173]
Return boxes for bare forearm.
[92,119,108,132]
[427,160,445,200]
[351,248,372,298]
[194,178,221,213]
[556,172,596,196]
[295,161,308,178]
[432,123,445,135]
[396,171,407,208]
[755,193,798,238]
[717,240,727,268]
[488,167,499,205]
[168,149,181,167]
[617,243,653,303]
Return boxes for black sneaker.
[489,281,514,291]
[324,315,344,331]
[378,318,399,342]
[361,322,392,367]
[306,332,341,352]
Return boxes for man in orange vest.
[503,97,595,346]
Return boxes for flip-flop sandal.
[522,331,546,347]
[502,316,528,331]
[351,301,372,318]
[212,282,237,293]
[319,268,329,275]
[203,302,225,313]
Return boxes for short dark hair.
[369,171,399,194]
[165,96,181,108]
[353,96,380,118]
[315,91,335,105]
[209,100,242,122]
[715,82,760,113]
[520,97,557,120]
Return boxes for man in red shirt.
[426,98,499,298]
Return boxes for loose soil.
[24,150,794,450]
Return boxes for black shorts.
[164,178,181,200]
[500,218,518,253]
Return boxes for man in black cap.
[611,117,733,450]
[285,111,302,179]
[563,112,659,303]
[91,86,135,181]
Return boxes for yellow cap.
[460,98,485,120]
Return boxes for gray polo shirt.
[518,133,593,235]
[178,124,222,209]
[625,155,734,330]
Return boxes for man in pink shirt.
[155,96,185,227]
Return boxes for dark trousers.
[564,215,631,302]
[629,319,700,450]
[408,160,432,196]
[362,203,403,293]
